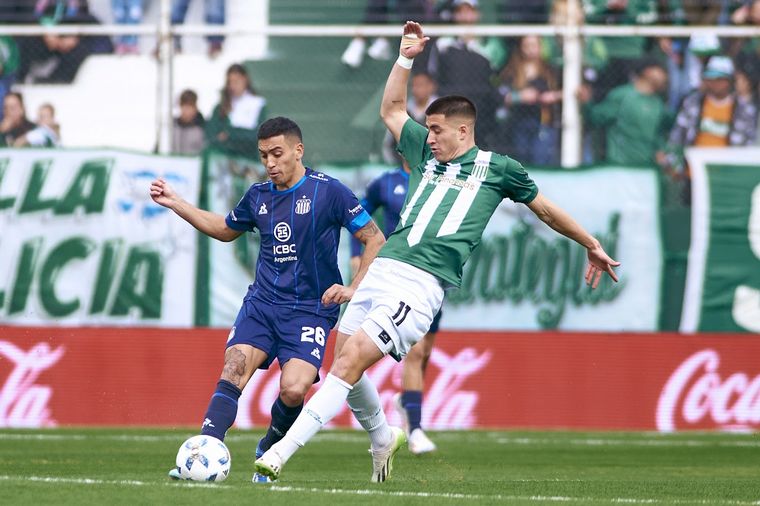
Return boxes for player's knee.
[330,348,363,385]
[405,344,425,366]
[279,382,309,406]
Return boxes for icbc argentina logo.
[656,349,760,432]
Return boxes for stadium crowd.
[2,0,760,195]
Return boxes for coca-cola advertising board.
[2,326,758,432]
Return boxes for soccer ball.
[175,435,231,482]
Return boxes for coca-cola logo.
[656,349,760,432]
[0,341,65,428]
[235,347,491,430]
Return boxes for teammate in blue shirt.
[350,158,440,455]
[150,117,385,482]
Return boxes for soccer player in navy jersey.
[150,116,385,482]
[350,157,440,455]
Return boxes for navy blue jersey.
[350,167,409,256]
[225,168,371,320]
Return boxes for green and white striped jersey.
[379,119,538,287]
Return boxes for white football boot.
[369,426,406,483]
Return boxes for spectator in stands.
[0,92,36,147]
[15,102,61,147]
[431,0,504,150]
[173,89,205,155]
[171,0,225,58]
[205,63,266,159]
[661,56,757,178]
[382,72,438,164]
[112,0,143,54]
[17,6,113,84]
[0,36,19,123]
[342,1,437,69]
[498,35,562,166]
[579,58,670,166]
[584,0,662,100]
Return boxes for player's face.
[425,113,469,163]
[258,134,305,189]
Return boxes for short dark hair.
[425,95,477,121]
[179,89,198,106]
[634,57,666,77]
[257,116,303,142]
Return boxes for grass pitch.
[0,428,758,505]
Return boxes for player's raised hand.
[149,178,178,209]
[400,21,429,59]
[321,283,354,306]
[585,243,620,289]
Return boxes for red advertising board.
[1,326,759,432]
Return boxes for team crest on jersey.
[258,203,268,215]
[472,161,489,181]
[295,195,311,215]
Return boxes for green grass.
[0,428,758,505]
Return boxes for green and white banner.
[443,166,664,331]
[681,148,760,333]
[203,159,664,330]
[0,149,200,327]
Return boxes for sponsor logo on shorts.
[377,330,392,345]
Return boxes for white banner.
[442,166,664,331]
[0,149,200,327]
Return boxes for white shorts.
[338,258,444,361]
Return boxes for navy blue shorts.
[226,298,336,373]
[429,309,443,334]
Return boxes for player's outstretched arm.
[380,21,430,142]
[526,192,620,289]
[321,220,385,306]
[149,178,242,242]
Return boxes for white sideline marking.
[494,436,760,448]
[0,475,758,505]
[1,432,758,448]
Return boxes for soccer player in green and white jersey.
[256,20,620,483]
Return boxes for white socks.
[270,373,352,463]
[347,373,394,450]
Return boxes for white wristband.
[396,55,414,70]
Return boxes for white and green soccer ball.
[175,435,231,482]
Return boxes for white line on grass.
[494,437,760,448]
[2,432,758,448]
[0,475,758,505]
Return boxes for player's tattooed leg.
[222,347,248,387]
